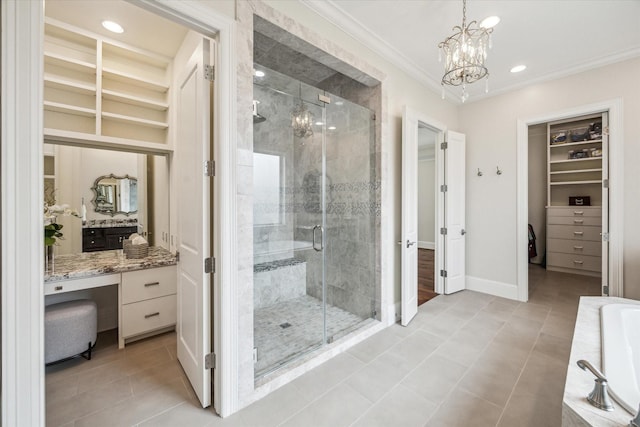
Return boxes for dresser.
[546,206,601,277]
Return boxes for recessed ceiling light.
[254,70,265,77]
[335,101,344,106]
[480,16,500,29]
[328,126,336,130]
[315,121,324,126]
[510,65,527,73]
[102,20,124,34]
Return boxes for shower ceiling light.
[328,126,336,130]
[438,0,494,102]
[254,70,265,77]
[291,84,314,139]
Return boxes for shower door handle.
[313,225,324,252]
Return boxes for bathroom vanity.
[44,247,177,348]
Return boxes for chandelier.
[438,0,493,102]
[291,83,314,139]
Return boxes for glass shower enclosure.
[252,65,377,378]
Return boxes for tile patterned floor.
[254,295,368,378]
[45,265,601,426]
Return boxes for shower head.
[253,100,267,124]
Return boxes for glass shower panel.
[323,94,377,341]
[253,78,325,378]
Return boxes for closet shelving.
[43,18,171,145]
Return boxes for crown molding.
[299,0,462,102]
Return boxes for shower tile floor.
[254,295,368,378]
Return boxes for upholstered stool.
[45,299,97,364]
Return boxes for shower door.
[253,65,377,378]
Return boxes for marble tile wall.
[237,0,387,409]
[253,259,306,309]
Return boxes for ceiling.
[302,0,640,103]
[45,0,188,58]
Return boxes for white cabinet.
[43,18,171,145]
[120,266,177,345]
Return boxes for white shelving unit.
[43,18,171,145]
[545,113,607,277]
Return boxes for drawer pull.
[55,285,63,291]
[573,219,584,224]
[574,211,584,216]
[573,246,584,250]
[573,260,584,265]
[144,312,160,319]
[574,231,584,235]
[144,282,160,287]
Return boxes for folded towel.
[131,235,148,245]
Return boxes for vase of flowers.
[44,202,80,268]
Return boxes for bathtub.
[254,240,313,264]
[601,303,640,414]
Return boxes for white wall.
[459,57,640,300]
[418,159,436,248]
[528,124,547,265]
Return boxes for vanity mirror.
[92,174,138,216]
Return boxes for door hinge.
[204,160,215,177]
[602,232,609,242]
[204,257,215,274]
[440,227,447,235]
[204,64,215,81]
[602,285,609,296]
[175,251,180,262]
[253,348,258,363]
[440,269,448,278]
[205,353,215,369]
[441,142,448,150]
[440,184,448,192]
[603,179,609,189]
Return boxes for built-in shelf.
[550,168,603,175]
[549,139,602,148]
[549,180,602,186]
[550,157,603,164]
[44,52,96,72]
[44,101,96,117]
[102,89,168,111]
[102,112,168,129]
[44,73,96,95]
[102,68,169,92]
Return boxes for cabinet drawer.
[547,225,601,241]
[122,266,176,304]
[83,237,106,250]
[547,207,601,218]
[547,252,601,272]
[547,216,601,226]
[547,239,601,257]
[122,294,176,338]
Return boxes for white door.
[176,38,213,408]
[401,107,419,326]
[443,131,466,294]
[601,112,609,295]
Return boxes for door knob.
[406,240,416,248]
[461,229,466,236]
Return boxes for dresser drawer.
[547,216,601,226]
[547,239,601,257]
[122,294,176,338]
[547,207,602,217]
[547,252,601,272]
[122,266,176,304]
[547,225,601,241]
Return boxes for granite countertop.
[563,296,640,426]
[82,220,138,229]
[45,247,177,283]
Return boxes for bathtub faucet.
[577,359,614,411]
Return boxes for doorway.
[516,99,624,301]
[417,125,438,305]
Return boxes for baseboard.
[418,241,435,250]
[466,275,519,301]
[383,302,400,326]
